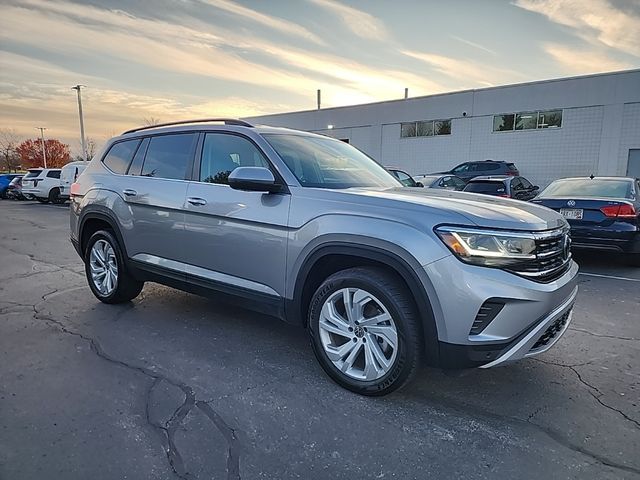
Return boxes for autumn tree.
[16,138,71,168]
[0,128,22,172]
[143,116,161,126]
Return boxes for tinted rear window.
[141,134,196,180]
[539,179,632,199]
[25,170,42,178]
[46,170,61,179]
[103,140,141,174]
[464,181,506,194]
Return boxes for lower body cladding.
[423,255,579,369]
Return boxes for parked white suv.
[59,161,88,201]
[21,168,64,203]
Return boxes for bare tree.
[143,116,161,126]
[0,128,22,172]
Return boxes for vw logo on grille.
[567,200,576,207]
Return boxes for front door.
[183,132,290,299]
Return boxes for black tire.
[36,197,49,203]
[627,254,640,268]
[84,229,143,304]
[49,187,66,204]
[308,267,422,396]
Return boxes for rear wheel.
[49,187,66,204]
[35,197,49,203]
[627,254,640,268]
[308,267,422,396]
[85,230,143,304]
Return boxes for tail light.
[498,194,510,198]
[600,204,637,218]
[70,182,81,197]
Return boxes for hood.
[337,187,568,231]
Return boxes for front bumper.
[423,254,579,368]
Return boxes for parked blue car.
[532,176,640,266]
[0,174,22,199]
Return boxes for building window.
[416,121,433,137]
[401,122,417,137]
[538,110,562,128]
[515,112,538,130]
[493,109,562,132]
[493,114,515,131]
[401,119,452,138]
[434,119,451,135]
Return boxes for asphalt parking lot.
[1,201,639,479]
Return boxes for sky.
[1,0,639,154]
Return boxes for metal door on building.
[628,149,640,178]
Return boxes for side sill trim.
[131,253,280,297]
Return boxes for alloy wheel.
[89,239,118,296]
[318,288,398,381]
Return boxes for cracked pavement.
[1,201,639,479]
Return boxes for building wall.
[246,70,640,188]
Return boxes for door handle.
[123,189,137,197]
[187,197,207,206]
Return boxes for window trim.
[191,130,289,193]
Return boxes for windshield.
[264,134,401,189]
[24,170,42,178]
[539,179,632,199]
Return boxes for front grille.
[470,301,504,335]
[530,309,572,351]
[507,228,572,283]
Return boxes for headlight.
[435,226,536,267]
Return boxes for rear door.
[113,133,196,269]
[182,131,290,300]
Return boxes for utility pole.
[72,85,87,160]
[36,127,47,168]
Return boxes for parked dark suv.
[70,119,577,395]
[436,160,519,182]
[463,176,539,201]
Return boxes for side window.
[511,178,523,191]
[46,170,61,179]
[452,163,468,174]
[520,177,533,189]
[485,163,500,171]
[453,177,466,188]
[199,133,269,185]
[103,140,141,175]
[141,134,196,180]
[127,138,150,176]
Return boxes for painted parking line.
[579,272,640,282]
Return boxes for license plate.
[560,208,583,220]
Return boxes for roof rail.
[121,118,253,135]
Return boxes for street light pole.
[36,127,47,168]
[72,85,87,161]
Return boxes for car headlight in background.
[435,226,536,267]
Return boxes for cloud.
[198,0,326,45]
[543,43,633,74]
[450,35,497,56]
[308,0,390,40]
[514,0,640,57]
[401,50,524,87]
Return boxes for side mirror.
[228,167,281,193]
[416,182,424,188]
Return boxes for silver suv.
[70,119,578,395]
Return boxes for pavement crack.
[568,326,637,342]
[533,358,640,430]
[30,302,244,480]
[197,400,242,480]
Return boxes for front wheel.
[84,230,143,304]
[308,267,422,396]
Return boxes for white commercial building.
[247,69,640,188]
